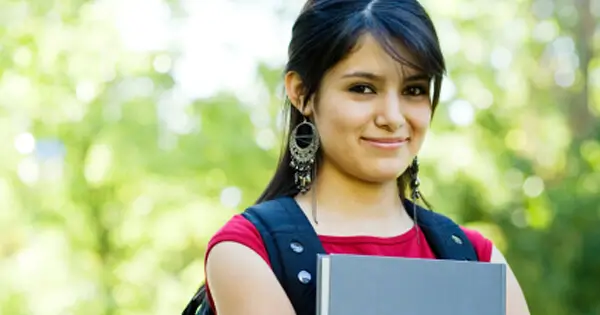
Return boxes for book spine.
[316,255,330,315]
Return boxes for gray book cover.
[316,254,506,315]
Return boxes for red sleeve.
[203,214,270,311]
[460,226,493,262]
[204,214,271,267]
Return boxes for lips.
[361,137,409,143]
[361,136,409,150]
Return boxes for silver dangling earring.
[409,157,421,201]
[289,116,320,223]
[289,117,319,193]
[409,157,421,242]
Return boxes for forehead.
[327,34,423,79]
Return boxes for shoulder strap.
[403,199,479,261]
[242,197,325,315]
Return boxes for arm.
[490,246,530,315]
[206,241,296,315]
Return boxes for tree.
[0,0,598,314]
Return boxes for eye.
[403,85,428,96]
[349,84,376,94]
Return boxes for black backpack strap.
[241,200,285,282]
[404,199,479,261]
[242,197,325,315]
[190,289,213,315]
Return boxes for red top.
[204,214,494,312]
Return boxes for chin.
[364,172,401,184]
[362,160,408,183]
[359,167,406,184]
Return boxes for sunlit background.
[1,0,599,314]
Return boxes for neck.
[302,158,404,218]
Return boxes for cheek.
[406,106,432,155]
[407,105,432,135]
[314,96,371,162]
[316,95,370,137]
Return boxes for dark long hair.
[257,0,445,203]
[183,0,445,313]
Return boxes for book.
[316,254,506,315]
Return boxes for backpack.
[183,196,478,315]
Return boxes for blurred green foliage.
[0,0,598,314]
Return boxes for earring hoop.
[289,117,319,193]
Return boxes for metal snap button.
[297,270,312,284]
[451,235,463,245]
[290,241,304,253]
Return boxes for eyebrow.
[340,71,432,82]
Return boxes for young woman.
[196,0,530,314]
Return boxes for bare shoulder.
[206,241,296,315]
[490,246,531,315]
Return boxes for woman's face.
[287,34,433,184]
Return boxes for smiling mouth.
[362,137,409,143]
[361,137,409,149]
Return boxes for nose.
[375,92,406,131]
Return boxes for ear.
[284,71,313,116]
